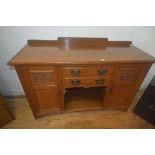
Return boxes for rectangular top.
[8,38,155,65]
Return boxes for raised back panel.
[27,38,132,49]
[107,41,132,47]
[58,37,108,49]
[27,40,58,47]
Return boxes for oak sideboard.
[8,37,155,118]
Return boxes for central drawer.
[63,65,114,77]
[63,65,114,88]
[64,76,112,88]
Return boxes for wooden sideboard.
[7,37,155,118]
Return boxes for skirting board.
[2,91,25,98]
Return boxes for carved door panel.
[115,64,142,85]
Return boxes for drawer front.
[63,65,114,77]
[64,77,111,88]
[115,64,143,85]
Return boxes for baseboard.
[2,91,25,98]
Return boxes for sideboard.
[7,37,155,118]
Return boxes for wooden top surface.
[8,38,155,65]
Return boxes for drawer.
[63,65,114,77]
[64,76,111,88]
[115,64,143,85]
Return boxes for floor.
[2,90,155,129]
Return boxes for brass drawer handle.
[71,69,81,76]
[96,79,104,85]
[71,79,80,86]
[97,69,107,75]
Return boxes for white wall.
[132,27,155,89]
[0,26,155,96]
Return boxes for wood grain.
[107,41,132,47]
[58,37,108,49]
[63,65,114,77]
[28,40,58,47]
[7,38,155,65]
[7,38,155,118]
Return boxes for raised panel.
[29,70,56,86]
[102,85,134,108]
[115,64,142,85]
[33,88,60,111]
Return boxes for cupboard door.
[102,63,150,110]
[19,66,61,117]
[33,87,60,112]
[103,85,134,109]
[27,67,60,114]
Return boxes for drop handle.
[96,79,104,85]
[97,69,107,75]
[71,69,81,76]
[71,79,80,86]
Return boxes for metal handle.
[71,79,80,86]
[71,69,81,76]
[97,69,107,75]
[96,79,104,85]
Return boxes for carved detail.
[120,70,138,81]
[31,72,53,84]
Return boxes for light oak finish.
[8,37,155,118]
[8,38,155,65]
[58,37,108,49]
[107,41,132,47]
[64,76,111,88]
[63,65,114,77]
[27,40,58,47]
